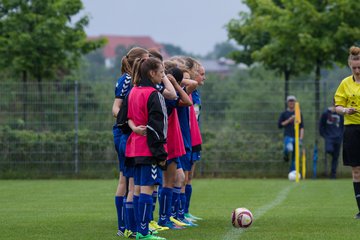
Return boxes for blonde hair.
[348,46,360,61]
[170,56,200,79]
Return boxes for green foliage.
[0,0,106,81]
[0,126,115,178]
[162,43,189,56]
[206,41,240,60]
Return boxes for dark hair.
[132,57,163,85]
[169,67,184,84]
[148,48,163,61]
[121,47,149,74]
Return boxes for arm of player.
[128,119,147,136]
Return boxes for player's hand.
[346,108,357,115]
[166,74,176,84]
[133,125,147,136]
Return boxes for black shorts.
[343,125,360,167]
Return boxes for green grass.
[0,179,359,240]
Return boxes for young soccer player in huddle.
[126,57,168,240]
[157,63,195,229]
[167,57,199,226]
[112,47,149,238]
[186,60,206,221]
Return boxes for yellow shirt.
[334,75,360,125]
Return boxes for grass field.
[0,179,359,240]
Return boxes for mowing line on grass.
[222,184,296,240]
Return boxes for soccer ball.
[231,208,253,228]
[288,170,301,181]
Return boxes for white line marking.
[223,184,295,240]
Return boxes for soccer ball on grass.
[231,207,253,228]
[288,170,301,181]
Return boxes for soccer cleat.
[184,213,203,221]
[354,212,360,219]
[181,218,198,227]
[163,221,184,230]
[170,216,189,227]
[149,220,169,231]
[117,230,125,237]
[135,232,166,240]
[124,229,136,238]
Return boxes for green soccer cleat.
[135,232,166,240]
[184,213,203,221]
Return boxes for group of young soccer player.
[112,47,205,240]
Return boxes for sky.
[79,0,248,56]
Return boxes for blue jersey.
[114,73,132,128]
[191,89,201,105]
[115,73,132,99]
[192,89,201,125]
[177,105,191,151]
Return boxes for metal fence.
[0,74,351,179]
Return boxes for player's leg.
[115,171,127,236]
[136,164,166,240]
[124,173,137,238]
[352,166,360,219]
[113,128,127,236]
[184,152,202,221]
[330,141,341,179]
[158,159,183,229]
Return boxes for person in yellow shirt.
[334,46,360,219]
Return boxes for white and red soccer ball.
[231,207,253,228]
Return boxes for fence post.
[74,81,79,174]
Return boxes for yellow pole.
[302,148,306,179]
[294,102,301,183]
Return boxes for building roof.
[88,35,167,59]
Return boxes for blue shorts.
[168,157,182,169]
[134,164,163,186]
[119,133,134,178]
[179,151,192,171]
[191,151,201,162]
[113,126,125,173]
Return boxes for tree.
[0,0,106,127]
[206,41,239,60]
[227,0,360,145]
[227,0,312,106]
[162,43,188,56]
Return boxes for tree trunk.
[314,60,321,146]
[284,69,290,109]
[37,76,45,129]
[22,71,28,128]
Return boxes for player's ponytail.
[121,47,149,74]
[132,58,146,86]
[132,57,163,85]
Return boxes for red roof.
[88,35,168,59]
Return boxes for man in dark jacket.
[319,104,344,179]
